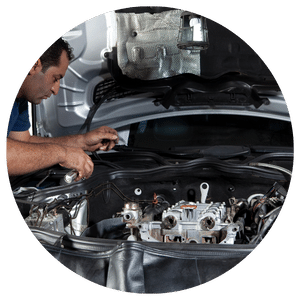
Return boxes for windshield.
[128,115,293,151]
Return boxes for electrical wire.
[78,86,118,134]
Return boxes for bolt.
[228,186,235,192]
[134,188,142,196]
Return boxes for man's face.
[25,51,69,105]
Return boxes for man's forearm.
[7,138,66,176]
[28,134,86,150]
[8,125,119,153]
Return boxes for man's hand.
[7,126,118,179]
[11,127,119,153]
[59,146,94,181]
[7,138,94,180]
[82,126,119,152]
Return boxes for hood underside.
[33,7,287,139]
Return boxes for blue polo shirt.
[7,98,31,137]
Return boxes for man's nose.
[51,80,60,95]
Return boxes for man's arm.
[9,126,119,152]
[7,125,118,179]
[7,137,94,181]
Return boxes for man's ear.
[29,59,43,75]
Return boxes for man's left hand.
[82,126,119,152]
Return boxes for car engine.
[15,162,288,246]
[122,198,239,244]
[121,181,241,244]
[119,181,285,244]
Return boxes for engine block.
[122,200,241,244]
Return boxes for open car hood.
[33,7,289,139]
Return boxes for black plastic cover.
[43,238,253,293]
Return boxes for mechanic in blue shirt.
[7,38,119,181]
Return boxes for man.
[7,38,119,181]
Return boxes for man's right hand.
[59,146,94,181]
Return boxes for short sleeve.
[7,99,31,137]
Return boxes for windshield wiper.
[113,145,252,160]
[113,144,294,162]
[112,145,185,163]
[172,145,251,160]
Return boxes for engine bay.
[12,149,291,246]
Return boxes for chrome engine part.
[25,199,89,236]
[25,210,64,233]
[122,199,241,244]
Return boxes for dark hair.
[39,37,74,72]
